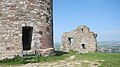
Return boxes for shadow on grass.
[55,51,68,56]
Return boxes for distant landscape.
[54,41,120,53]
[97,41,120,48]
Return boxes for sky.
[53,0,120,43]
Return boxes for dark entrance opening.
[81,44,85,49]
[22,26,33,50]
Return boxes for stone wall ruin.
[61,25,97,53]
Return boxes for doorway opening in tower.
[22,26,33,50]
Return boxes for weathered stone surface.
[0,0,54,60]
[61,25,97,53]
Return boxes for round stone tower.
[0,0,54,59]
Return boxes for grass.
[81,62,90,67]
[75,52,120,67]
[0,51,69,65]
[0,55,26,65]
[0,51,120,67]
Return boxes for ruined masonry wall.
[61,25,97,53]
[0,0,54,60]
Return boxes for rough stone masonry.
[0,0,54,60]
[61,25,97,53]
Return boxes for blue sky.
[53,0,120,43]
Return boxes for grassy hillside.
[75,52,120,67]
[0,51,120,67]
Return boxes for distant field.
[0,51,120,67]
